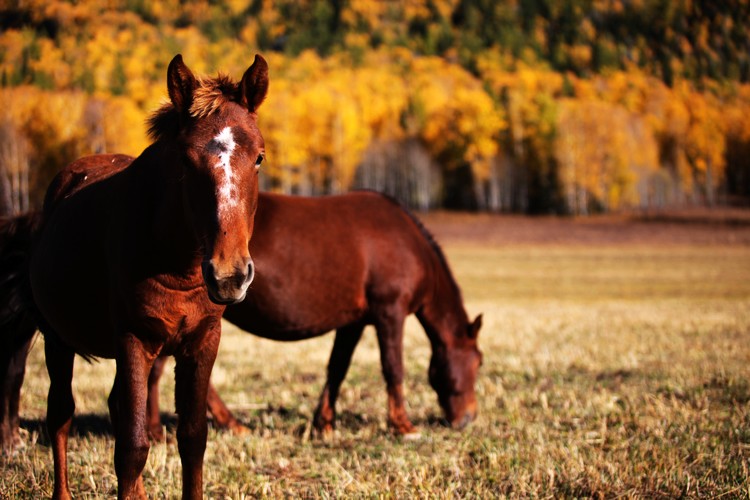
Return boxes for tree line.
[1,0,749,214]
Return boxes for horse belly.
[224,273,368,341]
[30,213,116,358]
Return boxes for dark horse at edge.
[1,53,269,500]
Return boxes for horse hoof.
[229,423,251,436]
[319,426,335,437]
[313,423,335,441]
[400,430,422,441]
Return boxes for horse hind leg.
[374,312,419,438]
[44,335,76,500]
[313,321,365,436]
[107,373,119,438]
[1,324,35,454]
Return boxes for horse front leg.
[1,328,34,453]
[375,313,419,437]
[44,336,76,500]
[174,321,220,500]
[313,321,365,435]
[113,333,156,500]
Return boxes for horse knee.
[176,424,207,460]
[115,440,150,476]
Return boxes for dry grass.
[2,211,750,498]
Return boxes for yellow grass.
[2,214,750,498]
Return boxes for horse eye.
[255,154,264,169]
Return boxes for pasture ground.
[2,209,750,498]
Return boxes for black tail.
[0,211,41,342]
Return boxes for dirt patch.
[419,208,750,246]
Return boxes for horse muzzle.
[442,396,477,430]
[449,410,476,430]
[201,257,255,305]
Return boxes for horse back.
[43,154,134,214]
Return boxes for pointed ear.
[167,54,197,114]
[469,314,482,339]
[239,54,269,113]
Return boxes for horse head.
[163,54,268,304]
[429,314,483,429]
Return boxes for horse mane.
[147,73,239,141]
[374,192,464,302]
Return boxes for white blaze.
[213,126,238,216]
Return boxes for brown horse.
[147,191,482,439]
[25,54,268,499]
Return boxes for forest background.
[1,0,749,214]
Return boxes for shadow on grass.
[19,406,456,447]
[21,414,113,446]
[21,413,184,446]
[225,406,454,438]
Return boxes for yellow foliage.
[725,85,750,143]
[411,56,505,179]
[343,0,388,25]
[557,98,659,211]
[0,5,746,209]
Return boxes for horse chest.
[128,279,222,346]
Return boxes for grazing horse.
[146,191,483,438]
[25,54,268,499]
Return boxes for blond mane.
[189,74,238,119]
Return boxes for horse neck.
[419,251,470,351]
[129,144,201,266]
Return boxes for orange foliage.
[0,0,747,211]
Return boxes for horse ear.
[239,54,269,113]
[167,54,197,114]
[469,314,482,339]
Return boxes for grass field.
[2,211,750,498]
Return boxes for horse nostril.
[201,260,217,285]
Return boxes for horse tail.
[0,211,42,344]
